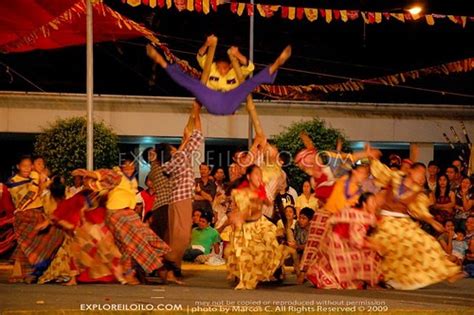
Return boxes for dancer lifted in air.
[146,40,291,116]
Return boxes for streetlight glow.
[408,6,423,15]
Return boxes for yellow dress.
[225,187,285,290]
[369,160,460,290]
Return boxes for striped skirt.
[12,208,64,279]
[107,209,170,273]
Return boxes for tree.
[34,117,119,182]
[272,118,350,193]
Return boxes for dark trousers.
[150,205,169,243]
[183,248,204,262]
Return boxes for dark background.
[0,0,473,104]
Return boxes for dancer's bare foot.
[146,44,168,68]
[124,273,140,285]
[167,271,185,285]
[63,277,77,286]
[269,45,292,75]
[296,272,306,284]
[447,271,467,283]
[235,281,246,290]
[8,276,23,284]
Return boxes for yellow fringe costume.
[369,160,460,290]
[225,187,285,290]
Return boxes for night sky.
[0,0,473,105]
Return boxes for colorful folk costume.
[369,160,461,290]
[300,170,378,282]
[259,162,287,220]
[38,190,126,284]
[295,147,354,204]
[304,207,382,289]
[7,173,64,282]
[101,168,171,275]
[225,183,285,290]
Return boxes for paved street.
[0,267,473,315]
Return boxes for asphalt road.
[0,268,473,315]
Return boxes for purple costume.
[165,64,276,115]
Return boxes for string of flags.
[123,0,474,27]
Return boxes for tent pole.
[247,0,255,148]
[86,0,94,170]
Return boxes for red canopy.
[0,0,157,53]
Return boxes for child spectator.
[452,229,468,264]
[294,207,315,255]
[183,211,220,262]
[136,175,156,221]
[438,220,467,264]
[464,239,474,277]
[192,209,203,229]
[276,205,297,239]
[466,216,474,242]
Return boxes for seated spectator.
[295,180,319,217]
[294,207,315,256]
[66,175,84,199]
[193,163,217,213]
[438,220,467,264]
[277,186,295,208]
[388,154,401,170]
[446,165,461,192]
[464,239,474,277]
[183,211,220,262]
[212,167,227,196]
[465,216,474,242]
[438,220,455,253]
[276,205,297,239]
[136,175,156,221]
[452,229,468,264]
[430,174,455,224]
[287,185,299,206]
[452,159,467,178]
[454,177,473,231]
[192,209,203,228]
[400,158,413,174]
[425,160,439,193]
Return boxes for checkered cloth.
[149,162,171,210]
[305,209,381,289]
[164,130,203,204]
[299,211,331,272]
[107,209,170,273]
[13,208,64,275]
